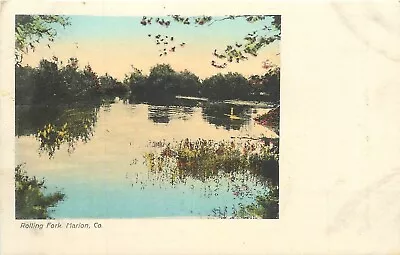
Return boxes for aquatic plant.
[15,164,66,219]
[143,138,279,218]
[144,138,278,185]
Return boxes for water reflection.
[147,105,194,123]
[131,98,259,130]
[16,99,275,158]
[143,138,278,186]
[16,99,279,218]
[141,138,279,217]
[201,103,252,130]
[148,105,171,123]
[16,103,100,158]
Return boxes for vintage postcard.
[14,14,280,219]
[1,0,400,254]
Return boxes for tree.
[176,69,201,96]
[140,15,281,68]
[99,73,129,97]
[260,67,280,102]
[248,67,280,102]
[15,164,65,219]
[15,65,35,105]
[17,57,103,105]
[201,72,250,100]
[224,72,250,99]
[146,63,178,100]
[139,15,281,103]
[15,15,70,65]
[32,59,65,104]
[124,67,147,99]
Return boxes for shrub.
[15,164,65,219]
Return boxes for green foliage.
[249,67,280,102]
[124,63,280,103]
[15,60,102,157]
[140,15,281,67]
[17,58,101,105]
[15,164,65,219]
[144,138,279,218]
[15,15,71,65]
[125,63,280,102]
[15,65,36,105]
[124,67,147,94]
[99,73,129,98]
[201,72,249,100]
[126,64,201,103]
[33,106,98,158]
[147,64,180,97]
[15,57,128,107]
[144,138,279,185]
[234,186,279,219]
[176,70,201,96]
[255,106,280,135]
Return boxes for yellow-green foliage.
[15,164,65,219]
[144,138,279,218]
[234,186,279,219]
[35,106,98,158]
[144,138,279,184]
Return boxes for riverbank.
[254,106,280,135]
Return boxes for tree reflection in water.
[147,105,195,123]
[16,103,100,158]
[148,105,171,123]
[201,103,252,130]
[140,98,198,124]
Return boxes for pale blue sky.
[58,15,277,41]
[23,15,280,79]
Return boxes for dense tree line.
[15,15,280,105]
[15,57,129,106]
[124,64,200,103]
[16,59,279,107]
[14,15,280,220]
[125,63,280,103]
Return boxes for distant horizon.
[20,15,280,80]
[21,57,279,82]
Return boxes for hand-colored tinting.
[21,16,280,79]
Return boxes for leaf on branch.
[138,15,280,68]
[211,60,227,68]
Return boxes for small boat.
[224,107,241,120]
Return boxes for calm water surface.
[16,99,278,218]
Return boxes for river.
[15,98,278,218]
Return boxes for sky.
[21,15,280,80]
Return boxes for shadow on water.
[130,97,266,130]
[16,103,102,158]
[147,105,195,124]
[201,102,252,130]
[16,97,279,218]
[129,97,198,124]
